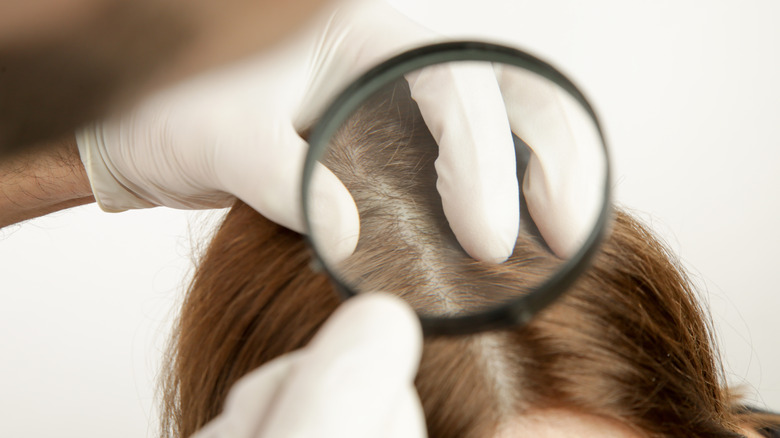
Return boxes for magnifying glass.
[302,41,611,335]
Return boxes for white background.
[1,0,779,436]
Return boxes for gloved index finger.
[406,62,520,264]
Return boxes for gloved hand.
[190,293,426,438]
[77,0,602,262]
[75,0,516,263]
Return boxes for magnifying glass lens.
[304,46,609,334]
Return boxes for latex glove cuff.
[76,124,156,212]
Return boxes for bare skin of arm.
[0,134,94,228]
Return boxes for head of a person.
[0,0,332,153]
[160,80,776,438]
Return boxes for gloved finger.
[407,63,520,263]
[191,352,302,438]
[256,293,425,438]
[215,122,360,264]
[494,66,607,258]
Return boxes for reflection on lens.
[304,44,610,334]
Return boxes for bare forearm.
[0,134,94,228]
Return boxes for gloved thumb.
[256,293,425,437]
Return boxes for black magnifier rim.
[302,41,612,336]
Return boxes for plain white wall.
[1,1,778,436]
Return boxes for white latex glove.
[77,0,603,262]
[190,293,426,438]
[75,0,519,263]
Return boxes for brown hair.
[160,80,777,437]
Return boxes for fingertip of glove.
[311,293,423,371]
[459,229,515,264]
[446,204,519,264]
[339,293,423,347]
